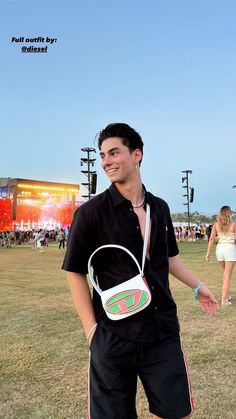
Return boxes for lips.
[106,168,118,175]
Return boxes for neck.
[114,180,145,207]
[131,190,145,208]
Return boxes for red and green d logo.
[104,289,149,316]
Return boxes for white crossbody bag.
[87,204,152,321]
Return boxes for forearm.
[169,255,219,314]
[206,237,215,254]
[169,255,200,289]
[206,225,217,256]
[67,271,96,337]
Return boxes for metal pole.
[186,174,190,229]
[182,170,192,229]
[81,147,96,200]
[87,149,91,200]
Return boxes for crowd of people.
[0,226,70,250]
[174,225,212,242]
[0,224,226,249]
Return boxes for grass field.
[0,241,235,419]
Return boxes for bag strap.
[141,203,150,272]
[87,204,150,294]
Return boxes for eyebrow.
[99,147,120,157]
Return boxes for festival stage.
[0,178,81,231]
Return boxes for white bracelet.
[86,323,97,341]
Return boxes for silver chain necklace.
[132,191,146,208]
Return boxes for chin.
[108,175,120,183]
[112,179,125,185]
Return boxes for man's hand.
[87,323,97,346]
[198,286,219,315]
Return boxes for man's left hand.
[198,287,219,315]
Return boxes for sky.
[1,0,236,215]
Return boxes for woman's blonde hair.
[217,206,232,233]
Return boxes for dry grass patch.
[0,242,235,418]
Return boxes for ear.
[133,149,142,164]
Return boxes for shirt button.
[129,208,133,211]
[151,286,155,290]
[136,226,140,229]
[154,306,158,310]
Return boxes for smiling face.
[100,137,142,184]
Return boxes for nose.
[101,154,111,169]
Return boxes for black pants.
[59,239,65,249]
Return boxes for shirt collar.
[108,184,126,207]
[108,184,149,207]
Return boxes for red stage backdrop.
[0,198,12,231]
[0,200,80,230]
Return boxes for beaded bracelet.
[193,282,204,303]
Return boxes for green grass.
[0,242,235,418]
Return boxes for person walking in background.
[58,228,66,249]
[44,230,50,247]
[206,224,212,242]
[206,206,236,307]
[15,230,20,245]
[0,231,3,246]
[65,225,70,246]
[63,122,218,419]
[5,231,12,248]
[37,229,45,253]
[19,231,25,245]
[194,226,201,243]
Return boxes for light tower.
[181,170,194,228]
[80,147,97,200]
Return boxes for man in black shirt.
[62,123,218,419]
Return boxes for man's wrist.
[86,323,97,341]
[193,282,204,303]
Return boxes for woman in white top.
[206,206,236,307]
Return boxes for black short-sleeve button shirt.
[62,184,180,342]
